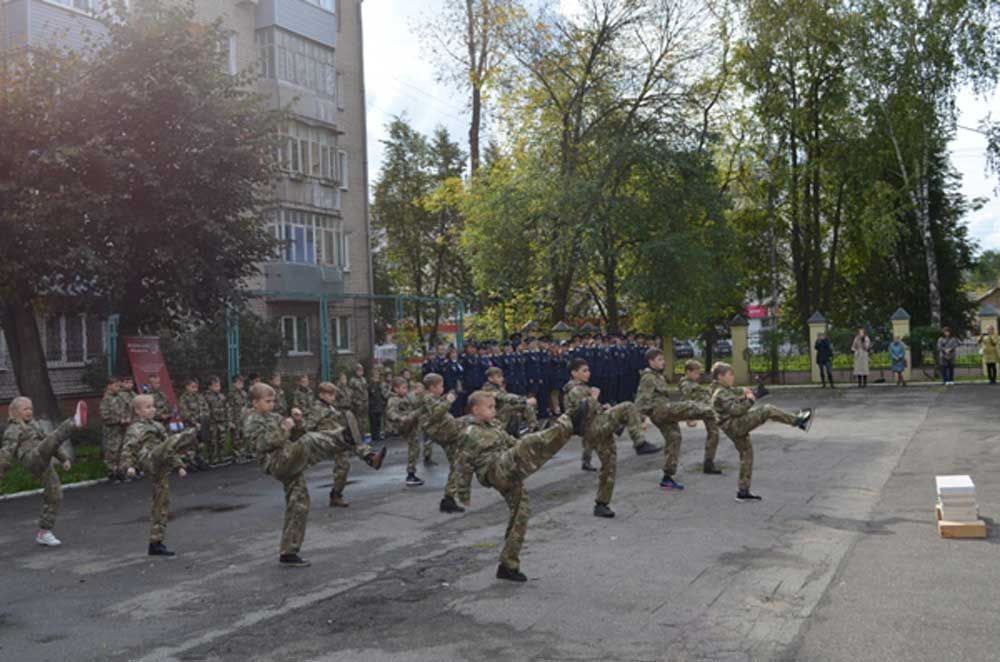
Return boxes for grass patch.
[2,428,107,495]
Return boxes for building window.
[269,209,349,269]
[281,316,311,354]
[39,313,95,367]
[334,316,351,353]
[337,150,349,190]
[255,28,336,98]
[278,122,336,181]
[227,33,238,76]
[305,0,335,12]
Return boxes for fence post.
[319,295,331,382]
[979,304,998,378]
[730,315,750,385]
[891,308,912,383]
[807,312,827,385]
[226,308,240,384]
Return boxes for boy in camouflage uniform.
[563,358,648,518]
[709,362,813,501]
[385,377,423,486]
[204,376,229,464]
[227,375,249,461]
[635,349,716,490]
[0,397,86,546]
[100,376,130,481]
[292,374,313,412]
[305,381,386,507]
[146,374,172,426]
[119,375,136,408]
[482,367,538,435]
[416,373,474,514]
[244,383,360,567]
[462,390,588,582]
[348,363,370,434]
[677,360,724,475]
[122,395,198,556]
[269,372,288,417]
[178,377,209,470]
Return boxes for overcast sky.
[361,0,1000,251]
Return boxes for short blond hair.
[132,394,154,412]
[317,381,337,395]
[250,383,275,402]
[9,396,31,413]
[684,359,703,373]
[711,361,733,380]
[422,373,443,388]
[468,390,495,411]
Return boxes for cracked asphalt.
[1,385,998,662]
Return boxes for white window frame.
[281,316,312,355]
[271,208,348,269]
[227,33,238,76]
[40,313,91,368]
[337,150,349,190]
[334,316,351,353]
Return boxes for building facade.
[0,0,374,399]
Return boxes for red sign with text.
[123,336,178,411]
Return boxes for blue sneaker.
[659,476,684,490]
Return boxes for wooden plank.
[938,518,987,539]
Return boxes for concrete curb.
[0,477,108,502]
[760,379,991,390]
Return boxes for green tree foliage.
[968,249,1000,290]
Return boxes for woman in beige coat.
[851,328,871,388]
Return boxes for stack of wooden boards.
[935,475,987,539]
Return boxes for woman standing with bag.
[889,336,907,386]
[978,325,998,384]
[937,327,960,385]
[851,328,871,388]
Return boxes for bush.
[1,443,106,495]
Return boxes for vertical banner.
[122,336,178,411]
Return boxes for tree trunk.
[1,295,62,424]
[470,86,482,175]
[604,254,619,334]
[915,155,941,326]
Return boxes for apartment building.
[0,0,374,398]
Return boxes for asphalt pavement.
[1,384,997,662]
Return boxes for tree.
[0,47,96,421]
[969,249,1000,290]
[418,0,515,173]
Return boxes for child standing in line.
[122,395,198,556]
[677,360,724,475]
[385,377,423,486]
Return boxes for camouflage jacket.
[481,382,528,425]
[562,379,598,424]
[333,385,353,411]
[385,394,418,437]
[244,410,291,468]
[292,386,314,413]
[121,420,194,471]
[348,376,369,412]
[117,389,136,413]
[461,418,515,479]
[710,381,754,424]
[227,388,248,427]
[205,391,229,426]
[303,398,344,435]
[678,376,710,403]
[271,387,288,416]
[0,418,71,473]
[100,392,131,428]
[178,392,208,426]
[416,394,465,446]
[149,389,172,424]
[635,368,670,417]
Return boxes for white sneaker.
[36,530,62,547]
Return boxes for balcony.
[256,0,336,48]
[259,261,343,300]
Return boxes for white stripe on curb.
[0,477,108,502]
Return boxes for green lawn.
[1,443,107,495]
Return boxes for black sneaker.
[635,441,661,456]
[405,473,424,487]
[496,563,527,582]
[148,542,176,557]
[581,461,598,472]
[571,400,590,436]
[736,490,762,502]
[795,408,814,432]
[366,446,387,470]
[593,502,615,518]
[279,554,311,567]
[439,496,466,513]
[703,461,722,475]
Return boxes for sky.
[361,0,1000,251]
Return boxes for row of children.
[4,348,814,582]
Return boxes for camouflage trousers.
[140,431,197,544]
[19,419,75,530]
[582,401,645,464]
[104,425,127,473]
[721,404,798,491]
[649,401,716,476]
[423,434,434,462]
[475,415,574,571]
[331,440,375,496]
[498,404,538,436]
[702,419,721,465]
[391,433,420,473]
[439,440,473,503]
[264,430,350,555]
[581,403,645,505]
[205,424,228,464]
